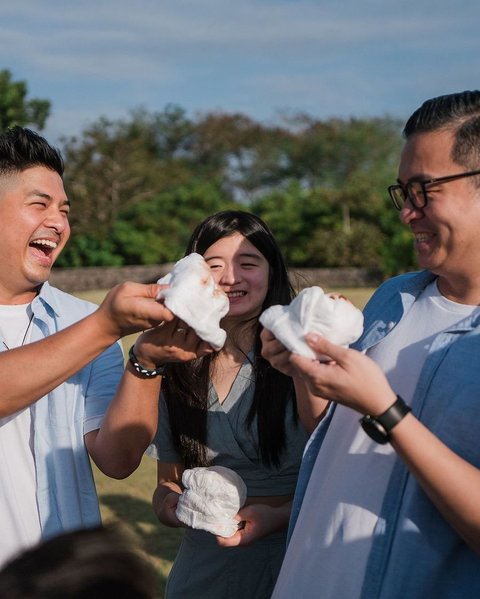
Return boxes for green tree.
[189,111,293,200]
[378,203,417,276]
[57,106,413,274]
[61,113,158,241]
[0,69,50,130]
[111,180,235,265]
[58,107,231,266]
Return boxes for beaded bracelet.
[128,345,165,378]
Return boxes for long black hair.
[163,210,296,468]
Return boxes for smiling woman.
[78,282,372,595]
[147,210,312,599]
[203,232,270,322]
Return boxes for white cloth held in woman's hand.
[259,286,364,359]
[156,253,229,351]
[176,465,247,538]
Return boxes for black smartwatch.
[360,395,411,444]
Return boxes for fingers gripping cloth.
[175,466,248,537]
[259,286,364,359]
[156,253,230,351]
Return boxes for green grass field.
[78,286,375,597]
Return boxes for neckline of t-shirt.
[0,302,32,315]
[424,280,479,314]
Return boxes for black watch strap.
[360,395,411,444]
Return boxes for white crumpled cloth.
[157,253,229,351]
[259,286,364,359]
[176,465,247,538]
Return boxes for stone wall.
[288,267,382,290]
[50,264,382,293]
[50,264,175,292]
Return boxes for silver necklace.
[2,313,34,350]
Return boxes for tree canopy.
[0,69,416,276]
[57,106,414,275]
[0,69,50,130]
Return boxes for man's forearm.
[0,310,120,417]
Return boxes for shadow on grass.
[100,493,183,596]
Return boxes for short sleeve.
[145,392,182,462]
[83,341,124,434]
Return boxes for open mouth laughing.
[29,238,59,262]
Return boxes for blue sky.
[1,0,479,144]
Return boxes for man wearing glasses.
[262,90,480,598]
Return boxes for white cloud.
[1,0,479,140]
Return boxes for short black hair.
[404,90,480,170]
[0,126,64,177]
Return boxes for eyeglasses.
[388,169,480,210]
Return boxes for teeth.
[227,291,245,298]
[32,239,58,249]
[415,233,433,243]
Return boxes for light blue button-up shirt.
[1,282,124,539]
[289,270,480,598]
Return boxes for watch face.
[360,416,390,445]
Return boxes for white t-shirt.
[0,303,42,566]
[272,281,480,599]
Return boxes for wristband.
[128,345,166,378]
[360,395,411,444]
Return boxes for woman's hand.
[153,463,186,528]
[260,328,297,378]
[216,502,291,547]
[133,317,215,369]
[160,491,184,527]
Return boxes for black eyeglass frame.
[388,169,480,210]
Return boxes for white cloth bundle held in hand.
[156,253,229,351]
[259,286,364,359]
[176,465,247,537]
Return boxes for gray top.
[147,356,309,496]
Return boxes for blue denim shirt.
[0,283,124,539]
[289,270,480,598]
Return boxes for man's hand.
[290,334,396,416]
[94,282,176,340]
